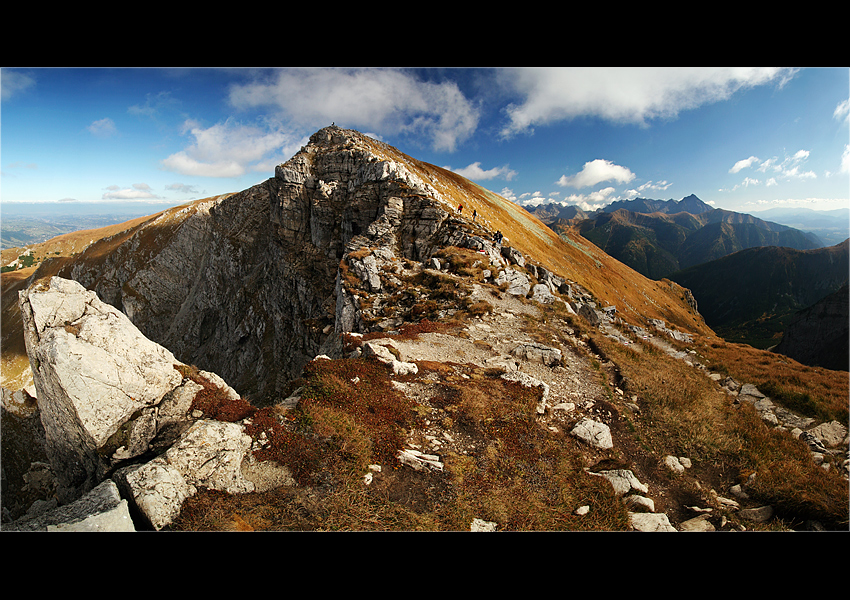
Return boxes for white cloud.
[559,187,618,211]
[557,159,635,189]
[500,187,518,203]
[727,149,817,190]
[629,180,672,196]
[449,162,517,181]
[841,144,850,175]
[834,99,849,123]
[102,183,159,200]
[498,67,798,136]
[1,69,36,101]
[161,118,305,178]
[228,68,479,152]
[88,117,117,138]
[730,156,760,173]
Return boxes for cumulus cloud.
[560,187,618,211]
[161,118,305,178]
[498,67,798,136]
[499,188,558,207]
[499,187,518,203]
[449,162,517,181]
[88,117,117,138]
[102,183,159,200]
[557,159,635,189]
[228,68,480,152]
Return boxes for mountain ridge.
[540,194,824,281]
[668,239,849,350]
[2,126,847,532]
[2,127,711,403]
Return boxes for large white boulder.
[19,277,187,502]
[115,419,257,530]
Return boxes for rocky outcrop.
[12,275,292,530]
[3,479,135,532]
[42,127,498,404]
[19,276,187,503]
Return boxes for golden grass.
[700,338,849,423]
[594,328,849,529]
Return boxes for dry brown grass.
[730,402,849,526]
[595,329,849,529]
[700,338,849,423]
[168,343,634,531]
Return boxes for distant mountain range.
[749,206,850,247]
[533,194,849,355]
[669,240,849,349]
[535,194,826,280]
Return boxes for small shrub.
[174,364,256,423]
[300,357,416,463]
[244,407,324,485]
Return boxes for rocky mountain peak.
[5,127,845,532]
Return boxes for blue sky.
[2,67,848,216]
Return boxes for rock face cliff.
[42,128,492,404]
[11,275,291,529]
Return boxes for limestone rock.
[664,455,689,473]
[362,341,419,376]
[510,342,562,366]
[679,513,715,532]
[470,518,497,532]
[629,512,676,532]
[18,277,186,502]
[114,457,195,531]
[738,505,774,524]
[592,468,648,495]
[4,479,135,532]
[805,421,848,448]
[17,276,244,508]
[571,418,613,449]
[578,303,601,327]
[115,419,256,530]
[495,268,530,296]
[624,494,655,512]
[500,245,525,267]
[530,283,556,304]
[350,253,383,292]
